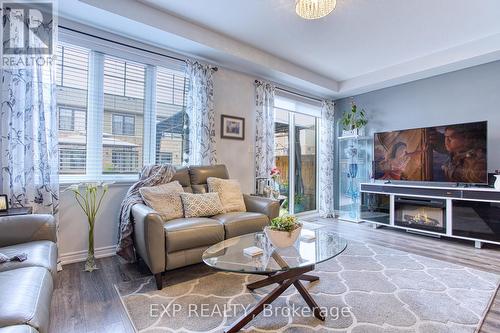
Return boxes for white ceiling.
[141,0,500,81]
[60,0,500,98]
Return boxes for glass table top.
[202,229,348,274]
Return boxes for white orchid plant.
[66,182,113,271]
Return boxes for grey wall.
[334,60,500,207]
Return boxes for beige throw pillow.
[207,177,246,213]
[139,181,184,221]
[180,192,225,218]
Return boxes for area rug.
[116,241,499,333]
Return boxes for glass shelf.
[338,135,372,222]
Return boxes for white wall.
[213,69,256,193]
[59,67,257,263]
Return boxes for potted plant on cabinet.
[264,215,302,248]
[341,100,368,137]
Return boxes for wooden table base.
[225,265,324,333]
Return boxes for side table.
[0,207,33,217]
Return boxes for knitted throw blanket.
[117,164,176,262]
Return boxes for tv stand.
[360,182,500,247]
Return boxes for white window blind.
[154,66,188,166]
[57,35,188,183]
[103,55,145,175]
[56,44,89,176]
[274,90,322,118]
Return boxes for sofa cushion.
[0,326,38,333]
[171,167,191,188]
[0,241,57,279]
[164,218,224,253]
[0,267,53,333]
[139,181,184,221]
[189,165,229,185]
[207,178,246,213]
[212,212,269,239]
[180,193,225,218]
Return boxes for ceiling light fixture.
[296,0,336,20]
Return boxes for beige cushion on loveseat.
[207,177,246,213]
[139,181,184,221]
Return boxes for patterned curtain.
[0,66,59,214]
[319,100,335,218]
[183,60,217,166]
[254,81,276,179]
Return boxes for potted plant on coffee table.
[264,215,302,248]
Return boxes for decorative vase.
[264,226,302,248]
[495,175,500,190]
[85,221,97,272]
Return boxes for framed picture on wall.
[0,195,8,212]
[221,115,245,140]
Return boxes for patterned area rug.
[116,241,499,333]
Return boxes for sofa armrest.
[131,204,166,275]
[243,195,280,221]
[0,214,56,247]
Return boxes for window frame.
[59,107,75,131]
[58,28,187,184]
[111,113,136,136]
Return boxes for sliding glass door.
[294,113,317,213]
[274,108,318,215]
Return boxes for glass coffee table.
[202,229,348,333]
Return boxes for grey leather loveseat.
[0,214,57,333]
[131,165,280,289]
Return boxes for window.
[274,92,320,214]
[157,152,173,164]
[112,114,135,136]
[106,148,139,174]
[57,34,188,182]
[59,108,74,131]
[59,108,86,132]
[59,147,86,174]
[56,44,89,176]
[155,66,188,166]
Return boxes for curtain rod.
[254,79,322,103]
[59,26,218,71]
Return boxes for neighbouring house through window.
[57,30,188,182]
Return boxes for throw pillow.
[180,192,225,218]
[139,181,184,221]
[207,177,247,213]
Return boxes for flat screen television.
[373,121,487,184]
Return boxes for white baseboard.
[60,245,117,266]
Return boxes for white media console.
[360,182,500,248]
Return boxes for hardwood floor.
[50,219,500,333]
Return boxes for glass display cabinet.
[338,135,372,222]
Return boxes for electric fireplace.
[395,196,446,233]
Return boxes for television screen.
[373,121,487,183]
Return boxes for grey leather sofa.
[132,165,280,289]
[0,215,57,333]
